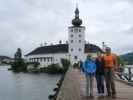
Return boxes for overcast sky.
[0,0,133,57]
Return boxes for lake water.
[0,65,61,100]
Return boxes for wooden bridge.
[56,66,133,100]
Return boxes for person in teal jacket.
[83,55,96,97]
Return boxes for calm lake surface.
[0,65,61,100]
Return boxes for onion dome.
[72,7,82,26]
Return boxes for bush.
[45,64,63,74]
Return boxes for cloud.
[0,0,133,57]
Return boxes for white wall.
[68,26,85,64]
[25,53,69,68]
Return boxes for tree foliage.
[120,52,133,65]
[11,48,27,72]
[61,58,70,73]
[45,64,63,74]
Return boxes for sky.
[0,0,133,57]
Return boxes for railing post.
[128,67,132,81]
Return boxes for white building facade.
[25,7,102,67]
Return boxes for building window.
[40,58,42,62]
[50,57,52,62]
[31,58,33,62]
[29,58,32,61]
[71,40,73,43]
[74,56,78,60]
[51,57,53,62]
[79,40,81,43]
[43,58,46,62]
[79,34,81,37]
[79,29,81,32]
[70,34,73,38]
[79,48,82,51]
[47,57,49,62]
[71,48,73,52]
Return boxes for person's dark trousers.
[104,68,116,96]
[96,75,104,94]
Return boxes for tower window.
[70,34,73,37]
[79,34,81,37]
[71,40,73,43]
[74,56,78,60]
[71,48,73,51]
[79,48,82,51]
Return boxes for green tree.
[117,56,125,66]
[117,56,125,72]
[11,48,27,72]
[61,58,70,73]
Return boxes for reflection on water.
[0,65,60,100]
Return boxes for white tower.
[68,7,85,64]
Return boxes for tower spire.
[72,5,82,26]
[75,6,79,18]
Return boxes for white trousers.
[86,74,94,96]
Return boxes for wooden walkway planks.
[73,69,133,100]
